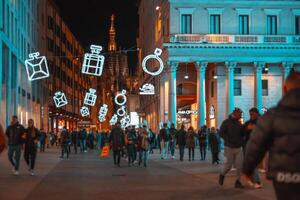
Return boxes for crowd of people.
[0,70,299,200]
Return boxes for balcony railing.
[170,34,300,44]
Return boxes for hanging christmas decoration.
[84,88,97,106]
[109,114,118,126]
[98,104,108,122]
[142,48,164,76]
[139,83,155,95]
[114,89,127,106]
[82,45,105,76]
[117,106,126,117]
[53,92,68,108]
[80,106,90,117]
[120,114,131,129]
[25,52,50,81]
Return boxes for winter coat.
[61,129,70,144]
[159,128,169,142]
[198,130,207,145]
[176,129,186,146]
[209,132,219,153]
[186,131,196,148]
[243,88,300,181]
[109,127,124,151]
[5,123,25,145]
[25,127,40,148]
[169,128,177,142]
[242,118,258,146]
[219,115,244,148]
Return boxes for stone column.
[254,62,264,113]
[167,61,178,127]
[196,61,207,128]
[225,62,236,114]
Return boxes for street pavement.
[0,147,276,200]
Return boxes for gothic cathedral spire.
[108,14,117,51]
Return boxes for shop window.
[234,79,242,96]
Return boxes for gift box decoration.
[25,52,50,81]
[53,92,68,108]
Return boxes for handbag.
[100,144,110,158]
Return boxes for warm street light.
[156,6,160,10]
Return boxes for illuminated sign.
[117,106,126,117]
[177,110,198,115]
[121,114,131,129]
[109,114,118,126]
[53,92,68,108]
[142,48,164,76]
[114,89,127,106]
[82,45,105,76]
[139,83,155,95]
[98,104,108,122]
[84,88,97,106]
[80,106,90,117]
[25,52,49,81]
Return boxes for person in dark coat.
[198,126,208,161]
[209,127,219,165]
[24,119,40,176]
[159,123,169,160]
[242,107,262,189]
[5,115,25,175]
[186,127,196,161]
[39,129,46,152]
[169,123,177,159]
[176,124,186,161]
[126,126,137,166]
[219,108,244,189]
[109,122,124,167]
[71,130,79,154]
[60,127,70,158]
[243,71,300,200]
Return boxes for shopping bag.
[100,145,110,158]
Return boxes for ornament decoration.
[142,48,164,76]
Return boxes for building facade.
[138,0,300,131]
[0,0,44,128]
[40,0,94,132]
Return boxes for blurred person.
[186,127,196,161]
[159,123,169,159]
[39,129,46,152]
[243,70,300,200]
[60,127,70,158]
[218,108,244,189]
[109,122,124,167]
[24,119,40,176]
[198,126,208,161]
[5,115,25,175]
[169,123,177,159]
[209,127,220,165]
[242,107,262,189]
[176,124,186,161]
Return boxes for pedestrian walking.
[79,129,87,152]
[243,70,300,200]
[138,125,151,167]
[96,130,102,150]
[24,119,40,176]
[109,122,124,167]
[126,126,137,167]
[209,127,220,165]
[186,127,196,161]
[159,123,169,159]
[71,129,79,154]
[198,126,208,161]
[242,107,262,189]
[218,108,244,189]
[5,115,25,175]
[39,129,46,152]
[169,123,177,160]
[60,127,70,158]
[176,124,186,161]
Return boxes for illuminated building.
[138,0,300,131]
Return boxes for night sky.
[54,0,139,75]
